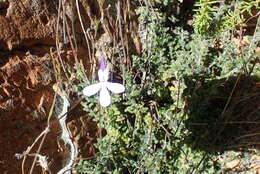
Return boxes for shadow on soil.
[183,75,260,153]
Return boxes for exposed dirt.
[0,0,58,171]
[0,0,141,173]
[0,0,90,173]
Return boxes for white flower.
[83,58,125,107]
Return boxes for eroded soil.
[0,0,93,173]
[0,0,141,173]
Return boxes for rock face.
[0,0,140,173]
[0,0,56,50]
[0,1,59,173]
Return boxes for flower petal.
[99,86,111,107]
[106,82,125,94]
[98,68,109,82]
[82,83,101,96]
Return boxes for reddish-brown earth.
[0,0,93,173]
[0,0,141,173]
[0,1,57,173]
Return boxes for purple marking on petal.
[99,57,107,71]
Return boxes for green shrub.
[76,0,259,173]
